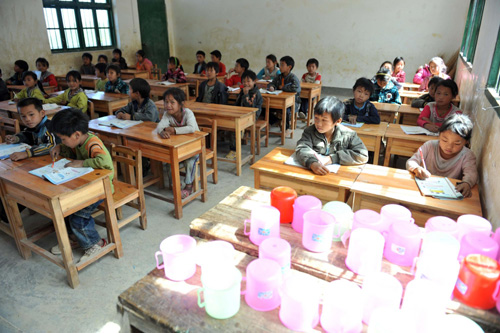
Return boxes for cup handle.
[197,288,206,308]
[155,250,164,270]
[243,219,250,236]
[411,257,418,275]
[410,218,415,224]
[493,281,500,301]
[241,276,247,295]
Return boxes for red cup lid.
[464,254,500,278]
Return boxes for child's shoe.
[78,238,107,263]
[298,112,306,119]
[181,184,194,199]
[225,150,236,160]
[50,234,80,255]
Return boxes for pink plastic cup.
[292,195,322,233]
[425,216,459,239]
[457,214,492,242]
[383,221,422,267]
[493,228,500,261]
[242,258,282,311]
[361,272,403,325]
[351,209,387,234]
[259,237,291,275]
[321,280,363,333]
[346,228,385,275]
[302,210,338,253]
[243,205,280,245]
[459,231,499,261]
[155,235,197,281]
[380,204,414,226]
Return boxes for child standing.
[411,76,444,108]
[407,114,477,197]
[156,88,200,198]
[111,48,128,70]
[105,64,129,94]
[0,69,9,101]
[207,50,226,77]
[296,96,368,174]
[417,79,461,132]
[343,78,380,124]
[193,50,207,74]
[392,57,406,83]
[13,71,46,102]
[196,62,228,104]
[45,70,88,113]
[413,57,450,90]
[135,50,153,79]
[49,109,113,262]
[94,63,108,91]
[370,68,401,104]
[80,53,96,75]
[6,60,29,85]
[257,54,280,80]
[226,58,249,87]
[35,58,57,87]
[299,58,321,119]
[162,57,187,83]
[116,78,159,122]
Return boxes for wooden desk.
[120,69,149,80]
[124,79,189,99]
[401,82,421,91]
[397,104,421,125]
[264,92,296,144]
[0,155,122,288]
[186,74,225,98]
[55,75,98,89]
[372,102,399,123]
[51,90,130,115]
[8,84,57,95]
[350,164,483,226]
[256,79,271,89]
[299,82,322,126]
[383,123,437,166]
[347,122,388,165]
[0,100,69,120]
[250,148,363,203]
[88,115,125,147]
[399,90,426,105]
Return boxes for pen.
[419,147,427,170]
[313,151,324,166]
[52,156,55,168]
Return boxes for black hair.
[66,70,81,82]
[162,87,186,105]
[95,63,107,74]
[50,108,90,136]
[15,60,29,72]
[428,76,444,88]
[241,70,257,81]
[439,114,473,141]
[206,62,219,74]
[236,58,249,71]
[36,57,49,68]
[314,96,344,122]
[375,67,391,82]
[196,50,205,57]
[379,61,393,72]
[129,78,150,98]
[435,79,459,97]
[106,64,121,75]
[136,50,146,58]
[82,52,93,61]
[266,54,278,64]
[168,57,184,71]
[22,71,46,95]
[113,48,122,56]
[210,50,222,60]
[393,57,405,68]
[0,68,2,75]
[306,58,319,67]
[17,97,43,113]
[98,54,108,63]
[280,56,295,70]
[353,77,374,95]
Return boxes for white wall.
[0,0,141,80]
[166,0,469,88]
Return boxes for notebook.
[259,88,282,95]
[0,143,31,160]
[284,152,340,173]
[29,158,94,185]
[98,117,143,129]
[342,122,364,128]
[415,177,463,200]
[401,125,438,136]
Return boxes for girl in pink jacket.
[413,57,450,91]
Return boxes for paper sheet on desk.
[43,103,59,111]
[401,125,438,136]
[157,81,176,86]
[259,88,282,95]
[227,87,240,92]
[28,158,94,185]
[342,122,364,128]
[0,143,31,159]
[284,152,340,173]
[98,117,143,129]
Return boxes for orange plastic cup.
[270,186,297,224]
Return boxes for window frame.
[460,0,485,65]
[42,0,116,53]
[486,27,500,117]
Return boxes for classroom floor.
[0,87,408,333]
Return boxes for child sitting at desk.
[407,114,477,197]
[417,79,461,132]
[98,54,108,64]
[204,50,226,77]
[298,58,322,119]
[0,69,9,101]
[411,76,443,108]
[226,58,249,87]
[257,54,280,80]
[370,68,401,104]
[6,60,29,85]
[196,62,228,104]
[116,78,159,122]
[49,108,113,262]
[296,96,368,175]
[44,70,88,114]
[392,57,406,83]
[371,61,402,90]
[343,77,380,124]
[94,63,108,91]
[111,48,128,70]
[105,64,129,94]
[80,53,96,75]
[156,88,200,198]
[35,57,57,87]
[194,50,207,74]
[413,56,450,91]
[162,57,187,83]
[135,50,153,79]
[13,71,46,102]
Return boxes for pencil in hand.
[418,147,427,170]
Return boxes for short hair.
[428,76,444,88]
[206,62,219,73]
[210,50,222,60]
[66,70,81,82]
[36,57,49,68]
[113,48,122,56]
[98,54,108,63]
[162,87,186,104]
[106,64,121,75]
[376,67,391,81]
[196,50,205,57]
[436,79,459,97]
[266,54,278,64]
[136,50,146,58]
[306,58,319,67]
[17,97,43,113]
[429,56,447,74]
[353,77,374,95]
[82,52,93,61]
[129,78,150,98]
[15,60,29,72]
[22,71,38,82]
[95,63,107,74]
[439,114,473,141]
[168,56,181,67]
[236,58,249,71]
[50,108,90,136]
[379,61,393,72]
[393,57,404,68]
[241,70,257,81]
[280,56,295,70]
[314,96,344,122]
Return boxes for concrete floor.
[0,87,408,333]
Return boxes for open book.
[342,122,364,128]
[29,158,94,185]
[43,103,59,111]
[0,143,31,160]
[415,177,463,200]
[284,152,340,173]
[98,117,143,129]
[401,125,438,136]
[157,81,176,86]
[259,88,282,95]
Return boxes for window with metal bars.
[42,0,116,53]
[486,27,500,115]
[460,0,485,64]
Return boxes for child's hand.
[263,76,270,80]
[9,151,28,161]
[65,160,84,168]
[424,123,439,132]
[114,89,121,94]
[412,166,431,179]
[121,113,131,120]
[268,86,275,92]
[168,78,175,83]
[456,182,472,198]
[116,112,124,119]
[5,135,18,144]
[159,127,175,139]
[348,115,357,124]
[50,145,61,161]
[310,162,330,175]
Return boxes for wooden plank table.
[55,74,98,89]
[250,147,363,203]
[383,123,437,166]
[0,155,122,288]
[186,74,225,98]
[264,92,296,144]
[0,100,69,120]
[7,84,57,95]
[400,90,426,105]
[299,82,321,126]
[350,164,483,226]
[401,82,421,91]
[123,79,189,99]
[371,102,399,123]
[50,90,130,115]
[345,122,388,165]
[397,104,421,125]
[120,69,149,80]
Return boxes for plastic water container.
[322,201,353,241]
[380,204,414,225]
[155,235,197,281]
[242,258,282,311]
[352,209,387,234]
[243,205,280,245]
[425,216,459,239]
[361,272,403,325]
[292,195,322,233]
[458,231,499,261]
[383,221,421,267]
[346,228,385,275]
[259,237,291,275]
[456,214,492,242]
[302,210,338,253]
[419,231,460,263]
[270,186,297,224]
[321,280,363,333]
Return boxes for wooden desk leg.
[308,93,313,126]
[373,135,381,165]
[4,196,31,259]
[383,138,393,167]
[200,138,207,202]
[195,81,199,99]
[235,121,242,176]
[290,101,296,139]
[250,122,255,164]
[171,148,183,219]
[102,178,123,258]
[352,193,361,211]
[254,170,261,189]
[281,106,286,145]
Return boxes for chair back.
[151,64,162,80]
[0,117,20,142]
[110,144,143,190]
[196,117,217,152]
[87,100,95,119]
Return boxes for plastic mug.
[243,205,280,246]
[321,280,363,333]
[419,231,460,263]
[380,204,415,226]
[322,201,353,241]
[270,186,297,224]
[242,258,282,311]
[346,228,385,276]
[361,272,403,325]
[425,216,459,239]
[292,195,322,233]
[196,240,235,268]
[302,210,338,253]
[351,209,388,234]
[456,214,492,242]
[413,255,460,300]
[493,227,500,261]
[197,266,242,319]
[155,235,197,281]
[383,221,422,267]
[459,231,499,261]
[259,237,291,275]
